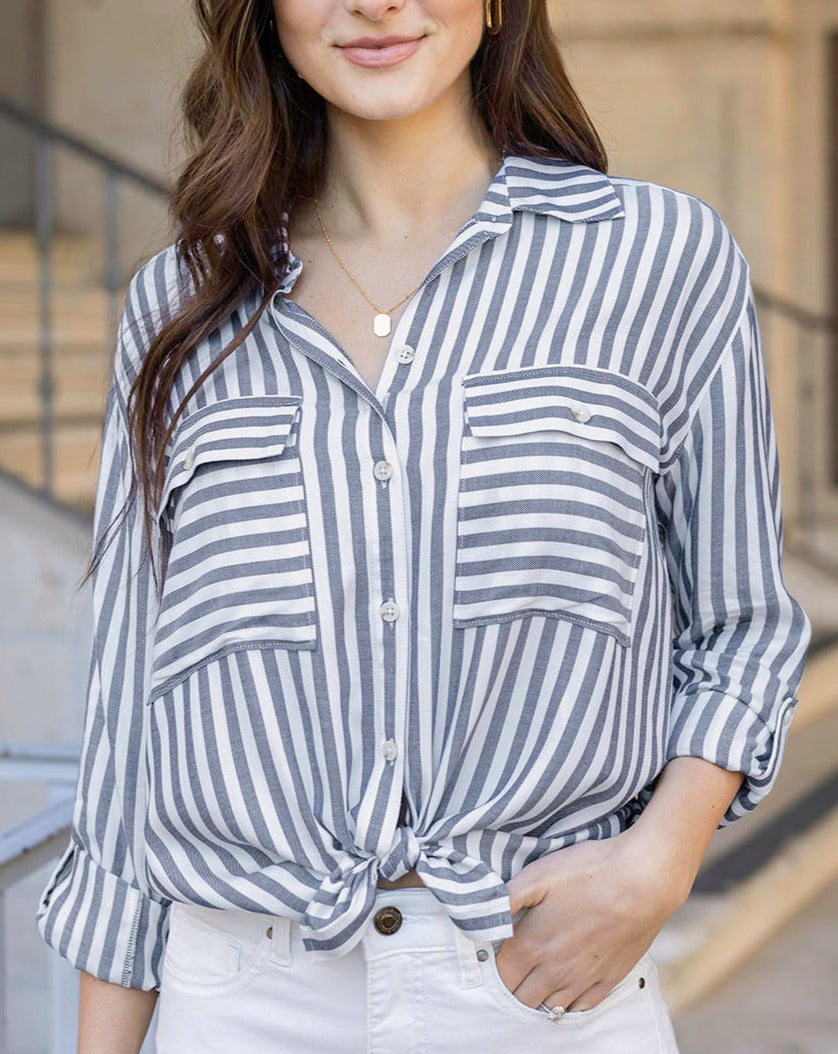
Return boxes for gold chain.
[313,149,504,337]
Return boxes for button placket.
[365,407,410,846]
[363,308,420,867]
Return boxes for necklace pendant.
[373,312,391,337]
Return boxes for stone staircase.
[0,229,128,516]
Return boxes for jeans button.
[373,905,403,935]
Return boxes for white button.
[374,460,393,482]
[382,739,398,762]
[183,448,195,470]
[396,345,415,364]
[380,598,400,622]
[570,403,591,422]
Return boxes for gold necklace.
[313,149,504,338]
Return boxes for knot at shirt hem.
[297,836,515,960]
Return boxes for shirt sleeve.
[35,293,171,990]
[652,269,813,829]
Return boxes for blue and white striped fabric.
[35,152,812,991]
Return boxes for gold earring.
[484,0,502,34]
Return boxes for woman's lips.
[337,37,423,68]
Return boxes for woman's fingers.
[561,978,613,1013]
[502,960,579,1012]
[507,962,628,1014]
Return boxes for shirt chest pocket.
[150,394,317,699]
[453,364,662,647]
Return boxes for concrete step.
[0,288,125,345]
[0,347,110,423]
[0,230,100,286]
[0,423,102,514]
[655,639,838,1015]
[672,876,838,1052]
[0,228,118,511]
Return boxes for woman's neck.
[311,93,500,246]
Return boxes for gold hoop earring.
[484,0,502,35]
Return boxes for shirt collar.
[271,152,624,295]
[497,152,625,224]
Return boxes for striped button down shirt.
[36,153,812,990]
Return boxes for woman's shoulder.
[114,239,194,388]
[518,153,750,285]
[605,169,749,274]
[122,239,194,338]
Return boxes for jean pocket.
[481,943,654,1030]
[162,903,270,996]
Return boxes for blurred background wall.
[0,0,189,275]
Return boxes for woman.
[36,0,812,1051]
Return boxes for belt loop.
[452,921,484,989]
[268,915,292,967]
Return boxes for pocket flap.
[461,364,662,474]
[157,394,303,523]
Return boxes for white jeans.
[154,885,681,1053]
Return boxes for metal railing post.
[103,168,121,344]
[798,324,817,543]
[35,137,55,498]
[0,93,170,513]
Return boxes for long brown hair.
[83,0,608,594]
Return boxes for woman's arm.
[499,256,812,1014]
[618,757,746,905]
[35,265,173,1035]
[651,270,811,830]
[78,973,158,1054]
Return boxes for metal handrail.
[0,802,74,1050]
[753,284,838,572]
[0,799,74,893]
[0,96,170,197]
[753,285,838,332]
[0,744,79,1054]
[0,94,170,506]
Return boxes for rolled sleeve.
[35,841,169,990]
[35,292,171,990]
[653,271,813,828]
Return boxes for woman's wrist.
[614,820,697,914]
[613,757,748,913]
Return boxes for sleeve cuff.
[35,841,170,991]
[665,689,798,829]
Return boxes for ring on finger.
[538,1001,566,1022]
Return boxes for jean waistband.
[172,884,528,964]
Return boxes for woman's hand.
[496,827,688,1014]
